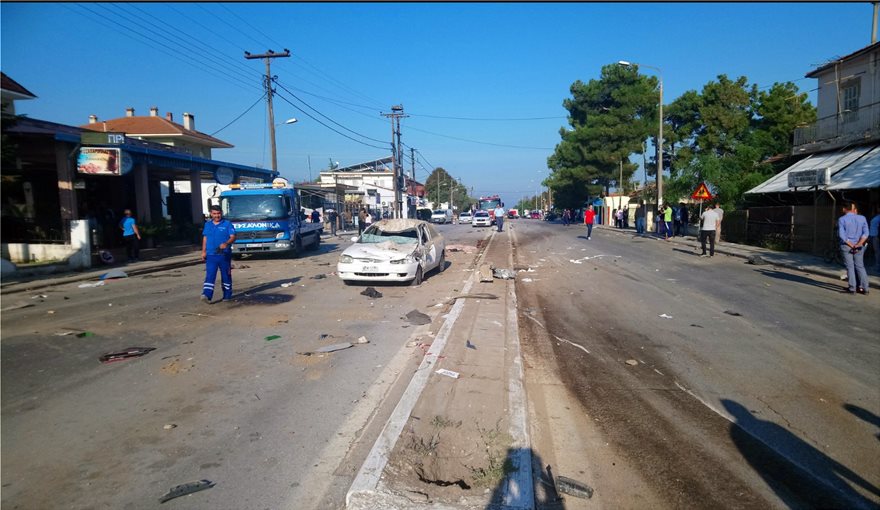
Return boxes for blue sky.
[1,2,871,206]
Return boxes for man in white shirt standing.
[494,204,506,232]
[700,204,720,257]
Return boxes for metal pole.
[657,77,664,210]
[873,2,879,43]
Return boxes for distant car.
[459,211,473,224]
[337,219,446,286]
[472,210,492,227]
[507,210,517,219]
[530,211,541,219]
[431,209,453,224]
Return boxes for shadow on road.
[723,398,880,509]
[752,268,843,292]
[844,403,880,441]
[222,277,301,307]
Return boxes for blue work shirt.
[838,212,869,245]
[120,217,137,237]
[203,219,235,255]
[870,214,880,237]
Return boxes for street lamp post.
[618,60,663,211]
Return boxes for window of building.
[842,78,861,124]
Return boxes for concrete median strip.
[346,230,533,509]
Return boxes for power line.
[274,81,388,144]
[409,113,566,121]
[406,124,554,151]
[210,92,267,136]
[273,88,389,151]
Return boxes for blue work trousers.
[203,253,233,300]
[496,217,504,232]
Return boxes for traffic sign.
[691,182,713,200]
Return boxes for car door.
[419,224,438,270]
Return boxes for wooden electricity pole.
[245,49,290,172]
[382,105,408,218]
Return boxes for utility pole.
[382,105,407,218]
[245,49,291,173]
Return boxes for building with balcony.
[318,156,425,219]
[744,41,879,256]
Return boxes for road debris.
[264,335,282,342]
[55,330,81,336]
[658,313,673,319]
[77,281,105,288]
[493,268,516,279]
[466,340,476,349]
[1,302,36,311]
[99,347,156,363]
[555,475,594,499]
[100,269,128,280]
[405,310,431,325]
[625,359,639,366]
[522,278,533,283]
[723,310,743,317]
[297,342,354,356]
[445,244,477,254]
[280,282,295,288]
[311,274,327,279]
[163,424,177,430]
[747,254,768,265]
[435,368,460,379]
[76,331,95,338]
[690,324,704,328]
[478,264,493,282]
[158,480,215,504]
[355,336,370,344]
[31,294,48,299]
[180,312,214,318]
[360,287,383,298]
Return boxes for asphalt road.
[513,220,880,509]
[0,223,489,510]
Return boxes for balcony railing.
[793,103,880,153]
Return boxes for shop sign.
[77,148,121,176]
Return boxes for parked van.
[431,209,454,224]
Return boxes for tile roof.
[79,116,233,148]
[1,72,37,98]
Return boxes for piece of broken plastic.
[99,347,156,363]
[76,331,95,338]
[315,342,352,353]
[158,479,215,504]
[265,335,281,341]
[435,368,460,379]
[78,281,105,288]
[492,268,516,279]
[100,269,128,280]
[555,475,594,499]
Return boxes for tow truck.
[219,180,322,257]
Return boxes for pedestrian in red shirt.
[584,205,595,240]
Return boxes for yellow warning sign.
[691,182,713,200]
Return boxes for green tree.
[750,82,817,161]
[547,63,658,209]
[424,167,471,212]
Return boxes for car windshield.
[359,226,420,245]
[475,212,488,217]
[221,195,287,220]
[432,210,445,215]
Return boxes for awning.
[827,145,880,190]
[746,144,877,194]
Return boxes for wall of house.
[814,49,880,137]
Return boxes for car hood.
[343,242,417,260]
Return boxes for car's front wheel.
[410,266,423,286]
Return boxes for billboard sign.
[788,168,830,188]
[77,148,121,176]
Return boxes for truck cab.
[219,182,322,257]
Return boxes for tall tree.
[750,82,817,161]
[547,64,658,208]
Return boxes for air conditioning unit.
[788,168,830,188]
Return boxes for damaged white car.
[337,219,446,286]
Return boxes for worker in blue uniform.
[201,205,236,303]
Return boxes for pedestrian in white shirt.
[700,205,720,257]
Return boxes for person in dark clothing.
[327,209,339,236]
